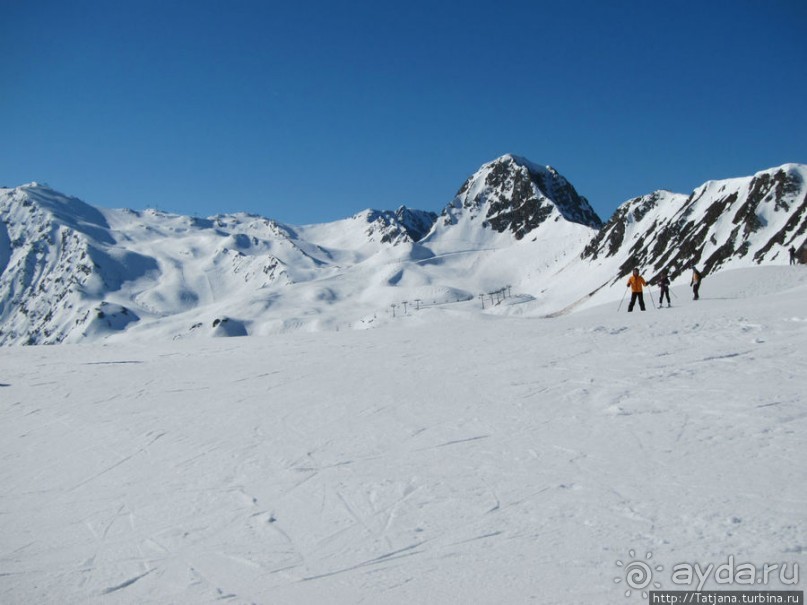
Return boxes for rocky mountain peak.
[447,154,603,239]
[361,206,437,245]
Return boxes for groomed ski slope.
[1,266,805,604]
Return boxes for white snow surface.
[1,266,805,603]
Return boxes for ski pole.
[617,287,628,312]
[647,287,656,310]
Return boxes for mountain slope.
[581,164,807,283]
[0,185,159,344]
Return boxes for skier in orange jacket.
[626,268,647,312]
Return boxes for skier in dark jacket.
[658,270,671,307]
[690,266,702,300]
[790,246,797,265]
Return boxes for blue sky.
[1,0,805,224]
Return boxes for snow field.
[0,267,805,603]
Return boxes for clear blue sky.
[1,0,805,224]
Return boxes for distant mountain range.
[1,154,805,344]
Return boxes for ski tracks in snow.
[1,278,805,602]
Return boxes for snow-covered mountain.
[582,164,807,283]
[426,154,602,243]
[1,157,805,345]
